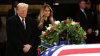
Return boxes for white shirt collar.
[18,15,25,21]
[80,8,85,12]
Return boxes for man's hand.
[23,44,32,53]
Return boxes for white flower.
[47,27,51,30]
[55,21,60,25]
[42,31,46,35]
[71,21,76,25]
[61,21,64,23]
[49,24,52,27]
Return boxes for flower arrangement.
[39,19,86,52]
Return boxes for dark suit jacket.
[75,9,89,31]
[85,9,98,30]
[6,15,40,56]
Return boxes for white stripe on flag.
[52,44,100,56]
[62,53,100,56]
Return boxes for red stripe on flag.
[58,48,100,56]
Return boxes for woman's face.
[43,7,51,17]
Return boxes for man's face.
[79,1,86,9]
[17,7,28,18]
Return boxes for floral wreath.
[39,19,86,52]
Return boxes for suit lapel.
[80,9,87,20]
[25,17,30,31]
[15,15,26,31]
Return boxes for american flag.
[41,44,100,56]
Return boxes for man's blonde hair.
[17,3,29,9]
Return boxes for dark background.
[0,0,100,4]
[0,0,100,56]
[0,0,99,20]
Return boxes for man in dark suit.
[75,0,89,31]
[75,0,96,44]
[6,3,40,56]
[7,0,19,19]
[85,1,96,43]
